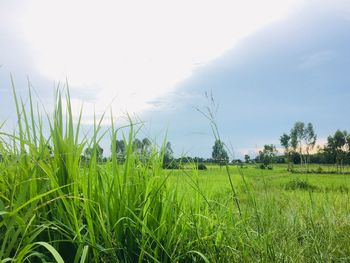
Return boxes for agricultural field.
[1,129,350,263]
[168,164,350,261]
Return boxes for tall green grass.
[0,85,211,262]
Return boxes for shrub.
[197,163,207,170]
[259,164,266,169]
[285,179,318,191]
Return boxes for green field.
[166,165,350,261]
[1,90,350,262]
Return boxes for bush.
[259,164,266,169]
[258,164,273,169]
[197,163,207,170]
[285,179,318,191]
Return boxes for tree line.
[81,138,177,168]
[79,137,231,169]
[253,121,350,172]
[74,121,350,171]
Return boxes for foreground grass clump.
[1,86,350,262]
[0,87,208,262]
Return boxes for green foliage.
[84,143,104,163]
[212,139,229,165]
[113,137,153,164]
[281,121,317,171]
[285,179,318,191]
[324,130,350,172]
[132,137,142,153]
[141,137,151,155]
[114,139,126,163]
[244,154,250,163]
[280,133,291,150]
[196,163,207,170]
[257,144,277,168]
[162,141,179,169]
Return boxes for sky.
[1,0,350,159]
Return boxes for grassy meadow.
[1,88,350,262]
[168,164,350,261]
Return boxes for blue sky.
[141,3,350,158]
[1,1,350,159]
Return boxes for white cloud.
[19,0,303,120]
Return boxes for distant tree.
[325,130,348,172]
[142,138,152,157]
[113,137,152,163]
[304,123,317,170]
[289,121,317,170]
[280,133,292,170]
[280,133,290,150]
[257,144,277,169]
[164,142,173,160]
[115,140,126,163]
[132,138,143,154]
[141,138,151,153]
[290,121,305,165]
[193,157,204,163]
[163,142,178,168]
[97,145,104,161]
[84,144,104,163]
[244,154,250,164]
[140,138,152,162]
[212,140,229,165]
